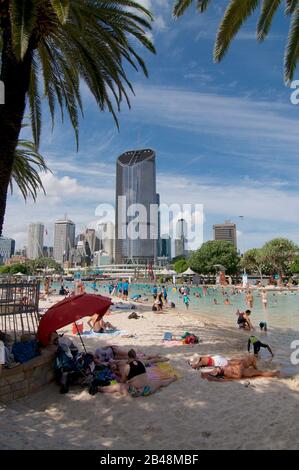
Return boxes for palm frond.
[257,0,281,41]
[214,0,260,62]
[284,6,299,82]
[285,0,299,15]
[173,0,194,18]
[10,140,51,201]
[11,0,36,59]
[50,0,70,24]
[197,0,212,13]
[28,54,42,148]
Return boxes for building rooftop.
[117,149,155,167]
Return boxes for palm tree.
[0,0,155,234]
[11,139,50,201]
[173,1,299,83]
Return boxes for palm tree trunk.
[0,27,33,235]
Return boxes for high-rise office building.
[213,220,237,248]
[0,237,15,264]
[43,246,54,258]
[175,218,187,258]
[115,149,158,264]
[97,222,114,262]
[53,219,75,264]
[160,234,171,259]
[27,223,44,259]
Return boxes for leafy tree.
[174,258,189,273]
[262,238,298,277]
[189,240,240,274]
[27,257,63,274]
[241,248,269,280]
[290,255,299,274]
[0,0,155,234]
[173,0,299,83]
[0,263,30,274]
[171,255,186,263]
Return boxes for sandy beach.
[1,294,299,450]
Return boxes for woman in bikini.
[87,314,116,333]
[98,349,176,397]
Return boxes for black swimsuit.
[127,360,146,380]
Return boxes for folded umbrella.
[37,293,112,346]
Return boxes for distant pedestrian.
[183,294,190,310]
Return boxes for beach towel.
[82,329,126,337]
[147,363,182,380]
[162,340,184,346]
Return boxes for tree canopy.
[189,240,240,274]
[173,258,189,273]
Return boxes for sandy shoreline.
[1,294,299,450]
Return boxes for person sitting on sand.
[188,354,258,370]
[224,298,230,305]
[201,361,279,382]
[213,298,218,305]
[98,349,176,397]
[248,335,274,357]
[87,314,116,333]
[153,296,163,312]
[236,309,253,330]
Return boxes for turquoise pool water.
[52,282,299,332]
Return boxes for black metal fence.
[0,278,40,339]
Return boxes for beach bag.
[185,335,199,344]
[163,332,173,341]
[12,340,40,364]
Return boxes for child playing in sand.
[247,335,274,357]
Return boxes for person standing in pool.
[183,294,190,310]
[261,290,268,308]
[152,285,158,300]
[246,290,254,309]
[162,286,168,305]
[122,279,129,301]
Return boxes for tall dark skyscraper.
[115,149,158,264]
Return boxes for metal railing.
[0,278,40,339]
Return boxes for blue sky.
[6,0,299,252]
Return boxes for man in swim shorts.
[188,354,257,370]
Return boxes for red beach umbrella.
[37,293,112,346]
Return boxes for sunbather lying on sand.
[201,363,280,382]
[188,353,257,370]
[98,349,176,397]
[94,345,169,366]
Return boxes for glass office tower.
[115,149,158,264]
